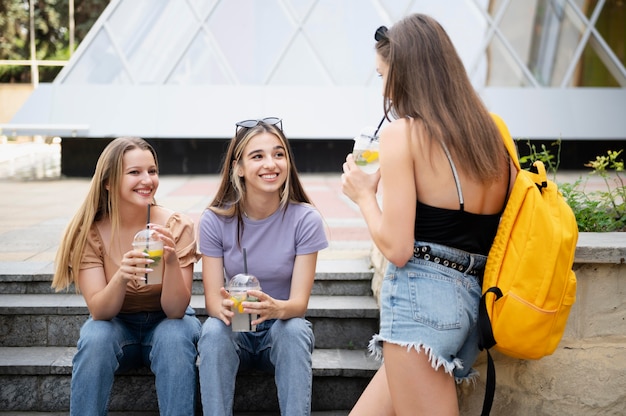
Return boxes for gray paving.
[0,141,615,264]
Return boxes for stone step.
[0,294,379,350]
[0,258,374,297]
[0,346,379,413]
[0,258,379,413]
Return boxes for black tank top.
[414,141,507,255]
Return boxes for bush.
[517,141,625,232]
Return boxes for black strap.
[478,287,503,416]
[501,155,512,214]
[481,349,496,416]
[478,287,502,350]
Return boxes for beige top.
[80,212,199,313]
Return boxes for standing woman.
[197,117,328,416]
[52,137,201,416]
[342,15,513,416]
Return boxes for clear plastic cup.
[227,273,261,332]
[352,126,380,174]
[132,229,164,285]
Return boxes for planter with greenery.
[519,141,625,232]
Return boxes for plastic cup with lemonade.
[227,273,261,332]
[132,229,164,285]
[352,126,380,174]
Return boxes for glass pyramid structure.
[6,0,626,141]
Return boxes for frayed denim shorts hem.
[368,335,479,384]
[370,241,486,382]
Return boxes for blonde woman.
[53,137,201,416]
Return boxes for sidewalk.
[0,173,373,265]
[0,141,619,266]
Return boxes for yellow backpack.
[478,114,578,415]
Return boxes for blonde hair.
[52,137,158,291]
[376,14,508,182]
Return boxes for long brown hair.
[209,120,312,243]
[376,14,508,182]
[52,137,158,291]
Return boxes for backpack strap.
[491,112,517,214]
[478,113,515,416]
[478,286,503,416]
[491,112,520,171]
[491,112,548,193]
[482,350,497,416]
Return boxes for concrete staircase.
[0,258,380,415]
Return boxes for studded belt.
[413,245,484,277]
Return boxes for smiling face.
[118,148,159,207]
[236,131,288,198]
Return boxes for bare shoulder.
[380,118,414,151]
[382,117,429,144]
[382,117,410,137]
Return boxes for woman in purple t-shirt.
[197,117,328,416]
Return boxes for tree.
[0,0,109,83]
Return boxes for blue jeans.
[70,306,201,416]
[197,317,314,416]
[372,241,485,382]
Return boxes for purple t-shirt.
[199,202,328,300]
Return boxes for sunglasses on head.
[235,117,283,134]
[375,26,388,42]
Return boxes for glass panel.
[487,35,534,86]
[304,0,380,85]
[107,0,169,56]
[529,0,558,85]
[63,0,622,89]
[167,32,231,85]
[379,0,414,22]
[284,0,316,23]
[581,0,599,18]
[497,1,538,70]
[405,0,487,70]
[550,2,586,86]
[208,0,295,84]
[187,0,219,18]
[487,0,505,18]
[267,32,329,85]
[62,28,130,84]
[406,0,485,28]
[594,0,626,70]
[528,0,585,86]
[108,0,199,84]
[575,36,620,86]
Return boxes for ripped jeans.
[369,241,485,382]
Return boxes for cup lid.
[227,273,260,290]
[355,126,378,142]
[133,229,157,243]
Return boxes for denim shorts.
[370,241,486,382]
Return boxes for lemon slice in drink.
[143,248,163,267]
[230,296,245,313]
[364,150,379,163]
[147,248,163,258]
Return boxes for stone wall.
[369,232,626,416]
